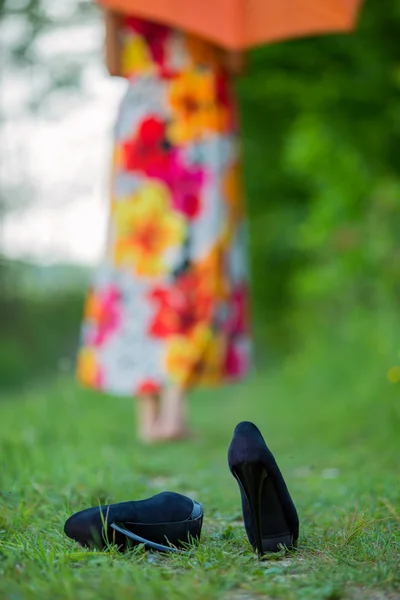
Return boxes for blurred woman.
[77,9,251,442]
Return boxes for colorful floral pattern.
[77,18,251,396]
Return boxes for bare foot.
[137,386,194,443]
[142,426,193,444]
[158,386,189,438]
[136,394,159,442]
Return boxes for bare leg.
[136,394,159,442]
[157,386,189,440]
[137,387,192,443]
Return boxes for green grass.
[0,330,399,600]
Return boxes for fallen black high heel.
[64,491,203,553]
[228,421,299,556]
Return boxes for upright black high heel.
[64,491,203,553]
[228,421,299,556]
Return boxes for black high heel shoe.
[64,491,203,553]
[228,421,299,556]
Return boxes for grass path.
[0,346,399,600]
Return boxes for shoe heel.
[232,462,267,556]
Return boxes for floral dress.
[77,17,251,396]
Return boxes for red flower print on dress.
[216,73,237,129]
[123,120,205,218]
[148,271,213,338]
[87,286,122,347]
[122,116,175,179]
[223,285,248,336]
[124,17,169,65]
[168,154,204,219]
[137,379,161,395]
[224,342,248,378]
[222,285,249,378]
[216,73,230,107]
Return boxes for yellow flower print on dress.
[112,145,124,172]
[165,324,213,387]
[223,161,245,222]
[196,244,230,300]
[83,289,99,321]
[112,182,186,277]
[121,35,155,77]
[76,348,102,388]
[168,70,229,144]
[196,333,226,386]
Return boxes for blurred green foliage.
[0,285,83,388]
[1,0,400,386]
[238,0,400,347]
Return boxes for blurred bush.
[0,260,84,388]
[238,0,400,349]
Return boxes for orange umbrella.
[98,0,363,49]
